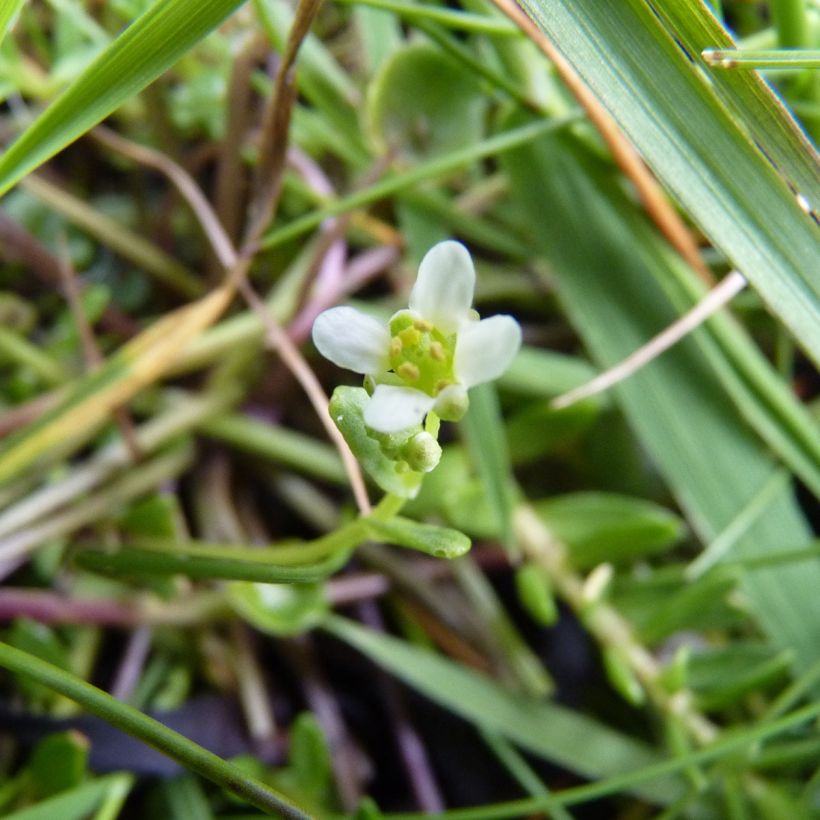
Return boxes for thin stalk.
[90,516,370,566]
[479,729,573,820]
[0,326,65,385]
[20,174,203,298]
[336,0,519,34]
[99,90,372,516]
[770,0,812,47]
[75,546,349,584]
[0,641,311,819]
[702,47,820,68]
[261,115,580,250]
[199,412,347,485]
[551,271,747,410]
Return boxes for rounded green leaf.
[535,492,685,568]
[228,581,328,637]
[366,43,485,160]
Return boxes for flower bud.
[401,432,442,473]
[433,384,469,422]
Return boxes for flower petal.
[312,306,390,374]
[409,241,475,332]
[364,385,435,433]
[454,314,522,387]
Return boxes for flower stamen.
[389,311,456,396]
[397,362,420,381]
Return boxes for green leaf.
[517,0,820,365]
[323,615,684,806]
[328,385,425,498]
[28,732,88,799]
[228,581,328,636]
[274,713,333,808]
[615,569,744,643]
[366,42,486,159]
[157,775,214,820]
[365,515,471,559]
[442,479,502,539]
[2,775,130,820]
[514,562,559,626]
[500,346,601,400]
[0,0,248,198]
[688,644,793,710]
[506,400,599,465]
[535,492,685,568]
[5,620,70,705]
[119,494,180,539]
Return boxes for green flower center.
[388,311,456,396]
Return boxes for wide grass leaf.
[516,0,820,365]
[0,0,248,197]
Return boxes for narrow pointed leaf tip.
[313,241,522,435]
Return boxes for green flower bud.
[401,432,442,472]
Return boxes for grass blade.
[0,0,24,46]
[516,0,820,364]
[0,0,248,198]
[324,614,684,806]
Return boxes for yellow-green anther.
[397,362,420,381]
[399,327,421,347]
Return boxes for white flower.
[312,241,522,433]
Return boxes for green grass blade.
[0,0,248,198]
[0,0,24,45]
[654,1,820,195]
[517,0,820,365]
[503,129,820,673]
[324,615,685,806]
